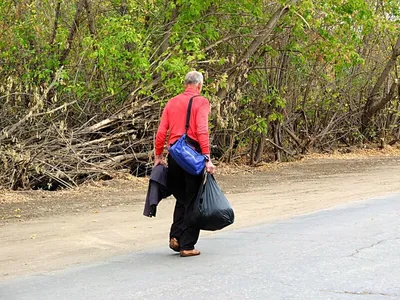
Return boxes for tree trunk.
[361,35,400,130]
[84,0,96,37]
[59,0,85,65]
[249,135,255,165]
[49,0,62,45]
[273,122,282,161]
[216,1,299,100]
[159,0,180,55]
[227,133,234,163]
[254,134,264,163]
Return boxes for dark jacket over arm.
[143,165,171,217]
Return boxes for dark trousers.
[167,155,202,250]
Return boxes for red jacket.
[155,87,210,156]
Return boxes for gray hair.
[184,71,203,86]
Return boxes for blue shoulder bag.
[168,95,206,175]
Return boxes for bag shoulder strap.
[185,95,200,134]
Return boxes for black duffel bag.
[192,173,234,231]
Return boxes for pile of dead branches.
[0,84,160,190]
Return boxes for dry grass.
[217,144,400,175]
[306,145,400,160]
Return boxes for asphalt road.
[1,194,400,300]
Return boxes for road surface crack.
[322,289,398,297]
[349,237,400,258]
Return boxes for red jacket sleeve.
[196,99,211,155]
[155,104,169,155]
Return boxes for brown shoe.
[180,249,201,257]
[169,238,180,252]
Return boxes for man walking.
[154,71,215,257]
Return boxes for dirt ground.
[1,149,400,281]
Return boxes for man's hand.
[154,154,166,167]
[206,160,216,174]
